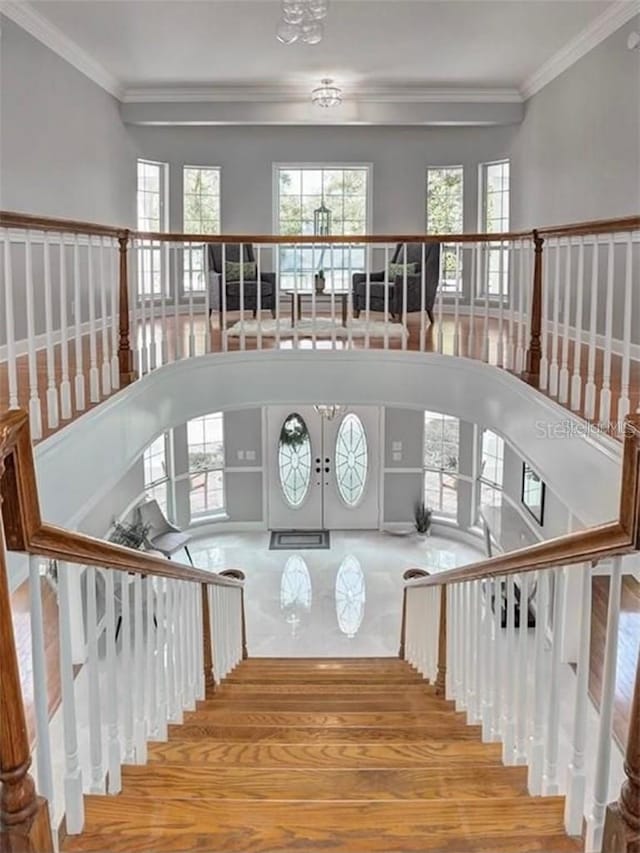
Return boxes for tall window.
[137,159,167,296]
[479,428,504,509]
[188,413,225,518]
[426,166,463,293]
[143,434,170,514]
[480,160,510,297]
[183,166,221,293]
[276,165,370,289]
[423,410,459,517]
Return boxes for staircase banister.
[0,410,241,588]
[131,228,534,244]
[0,209,127,239]
[535,214,640,238]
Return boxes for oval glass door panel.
[278,413,312,508]
[335,555,365,638]
[335,413,368,507]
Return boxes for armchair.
[352,243,440,323]
[207,244,277,325]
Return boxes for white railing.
[403,558,627,853]
[26,555,243,836]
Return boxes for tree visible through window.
[423,410,459,517]
[427,166,463,293]
[276,166,369,289]
[188,413,225,518]
[183,166,221,293]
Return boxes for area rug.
[225,317,408,341]
[269,530,331,550]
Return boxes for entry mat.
[269,530,331,550]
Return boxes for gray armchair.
[138,499,194,565]
[352,243,440,323]
[207,244,277,325]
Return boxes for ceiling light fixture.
[311,78,342,108]
[276,0,328,45]
[314,404,347,420]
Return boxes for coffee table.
[285,287,351,327]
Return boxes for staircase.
[62,657,581,852]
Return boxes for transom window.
[276,165,370,289]
[426,166,463,293]
[143,433,170,514]
[335,414,368,507]
[480,160,510,297]
[479,428,505,510]
[423,411,459,517]
[137,159,167,297]
[183,166,221,294]
[188,413,225,518]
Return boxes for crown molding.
[121,85,523,105]
[521,0,640,99]
[0,0,122,98]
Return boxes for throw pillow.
[225,260,257,281]
[388,262,418,279]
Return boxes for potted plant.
[414,502,433,537]
[314,269,326,293]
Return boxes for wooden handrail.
[536,215,640,238]
[405,414,640,589]
[0,409,241,588]
[0,210,126,238]
[131,230,534,244]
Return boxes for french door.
[267,405,380,531]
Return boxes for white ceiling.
[23,0,618,94]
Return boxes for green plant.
[111,519,152,550]
[279,413,309,448]
[414,501,433,535]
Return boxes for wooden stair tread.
[213,683,436,695]
[183,709,466,727]
[168,723,483,742]
[147,740,505,768]
[63,797,581,852]
[197,696,452,711]
[223,675,426,683]
[121,764,530,800]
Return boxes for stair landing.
[62,658,582,852]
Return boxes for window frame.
[183,165,222,296]
[477,427,505,512]
[187,412,226,520]
[426,165,464,295]
[423,410,460,519]
[478,159,510,300]
[136,158,168,299]
[143,432,171,516]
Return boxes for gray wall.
[0,17,136,224]
[510,19,640,228]
[77,460,144,537]
[128,124,515,235]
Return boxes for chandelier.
[311,78,342,108]
[314,404,347,420]
[276,0,329,45]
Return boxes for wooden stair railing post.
[201,583,216,692]
[525,229,544,387]
[0,455,53,852]
[219,570,248,660]
[435,584,448,697]
[117,230,136,387]
[602,646,640,853]
[400,569,429,662]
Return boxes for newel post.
[117,230,136,387]
[201,584,215,693]
[525,229,544,387]
[399,569,429,661]
[435,585,448,697]
[602,647,640,853]
[219,570,248,660]
[0,454,53,852]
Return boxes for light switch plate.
[392,441,402,451]
[246,450,256,461]
[237,450,245,460]
[392,451,402,462]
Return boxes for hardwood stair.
[63,657,582,852]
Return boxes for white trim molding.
[1,0,122,98]
[521,0,640,99]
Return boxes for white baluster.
[528,570,549,795]
[453,243,461,357]
[170,580,183,722]
[418,243,425,353]
[446,581,455,699]
[104,570,121,793]
[160,240,169,364]
[99,236,112,397]
[329,243,337,351]
[139,242,149,374]
[86,566,104,792]
[109,238,120,390]
[364,242,372,350]
[457,583,468,711]
[505,244,515,371]
[515,240,526,374]
[565,563,592,835]
[188,583,198,705]
[72,235,85,411]
[195,583,205,701]
[28,557,55,808]
[570,237,585,411]
[57,562,85,834]
[130,241,141,374]
[58,234,73,418]
[473,579,483,721]
[514,573,530,764]
[454,584,464,711]
[3,231,19,409]
[466,581,477,719]
[87,238,100,403]
[539,242,549,389]
[239,242,246,351]
[436,247,444,355]
[496,241,506,367]
[481,578,494,742]
[256,244,263,351]
[481,243,490,362]
[155,577,168,740]
[469,243,477,361]
[146,577,158,739]
[120,572,135,762]
[42,233,59,429]
[24,230,43,437]
[548,239,561,397]
[180,582,191,706]
[502,575,516,764]
[617,233,633,421]
[149,240,158,368]
[559,238,572,403]
[585,557,622,852]
[543,567,565,795]
[599,237,615,424]
[584,239,599,419]
[172,244,181,361]
[221,243,228,352]
[491,576,503,742]
[133,573,147,763]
